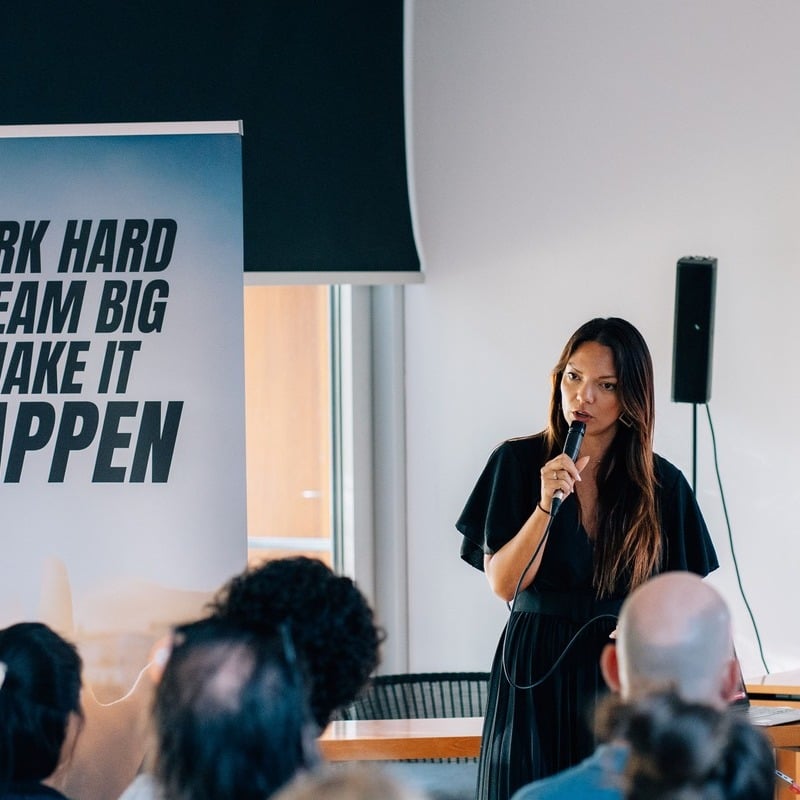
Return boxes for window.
[242,282,410,671]
[243,285,333,566]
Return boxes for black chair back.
[334,671,489,763]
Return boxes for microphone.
[549,420,586,517]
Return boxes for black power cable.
[703,403,770,674]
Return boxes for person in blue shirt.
[510,571,744,800]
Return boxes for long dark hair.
[0,622,83,793]
[545,317,661,596]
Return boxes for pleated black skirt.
[475,605,618,800]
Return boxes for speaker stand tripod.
[691,403,698,492]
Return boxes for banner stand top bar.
[0,121,243,139]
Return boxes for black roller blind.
[0,1,420,273]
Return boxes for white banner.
[0,122,246,697]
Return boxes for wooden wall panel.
[243,286,331,563]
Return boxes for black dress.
[1,783,70,800]
[456,434,718,800]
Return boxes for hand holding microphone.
[544,420,587,517]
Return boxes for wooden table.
[319,716,483,761]
[319,713,800,755]
[747,670,800,800]
[319,710,800,799]
[760,721,800,749]
[747,669,800,704]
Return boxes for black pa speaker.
[671,256,717,404]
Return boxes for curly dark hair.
[207,557,383,728]
[596,691,774,800]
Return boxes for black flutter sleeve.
[455,437,541,572]
[655,455,719,576]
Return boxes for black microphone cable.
[500,510,618,690]
[499,421,616,690]
[500,508,555,690]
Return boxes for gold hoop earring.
[618,412,633,428]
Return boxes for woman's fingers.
[540,454,592,503]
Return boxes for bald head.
[613,572,734,707]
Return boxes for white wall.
[404,0,800,680]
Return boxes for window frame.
[243,280,411,672]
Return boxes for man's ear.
[721,657,740,703]
[600,643,621,693]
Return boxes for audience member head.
[601,571,737,707]
[152,618,320,800]
[273,764,429,800]
[596,690,774,800]
[0,622,84,793]
[208,556,383,727]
